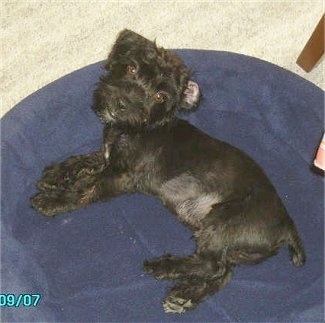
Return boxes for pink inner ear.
[184,80,200,105]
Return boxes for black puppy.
[31,30,305,314]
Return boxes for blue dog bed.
[1,50,324,322]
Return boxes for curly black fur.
[31,29,305,314]
[93,29,199,130]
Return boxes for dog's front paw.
[32,175,99,216]
[31,192,63,216]
[37,163,69,191]
[31,191,80,217]
[37,153,105,192]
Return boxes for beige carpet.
[1,1,324,117]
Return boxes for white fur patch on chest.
[176,194,222,220]
[160,174,222,227]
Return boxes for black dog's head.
[93,29,200,129]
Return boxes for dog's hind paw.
[163,280,201,313]
[163,295,195,314]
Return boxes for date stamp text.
[0,294,41,307]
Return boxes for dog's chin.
[95,109,115,125]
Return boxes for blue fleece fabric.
[1,50,324,322]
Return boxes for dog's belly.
[159,173,222,228]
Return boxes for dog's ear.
[105,29,157,71]
[115,29,148,44]
[179,80,201,110]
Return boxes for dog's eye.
[126,65,137,76]
[154,91,166,103]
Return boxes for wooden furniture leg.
[296,14,324,72]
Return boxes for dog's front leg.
[37,151,106,191]
[102,126,123,166]
[36,127,122,192]
[31,170,134,216]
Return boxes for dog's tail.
[287,226,306,267]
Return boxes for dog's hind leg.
[286,226,306,266]
[144,249,228,281]
[163,267,233,313]
[195,190,306,267]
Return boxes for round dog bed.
[1,50,323,322]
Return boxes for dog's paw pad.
[30,193,59,217]
[163,296,194,314]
